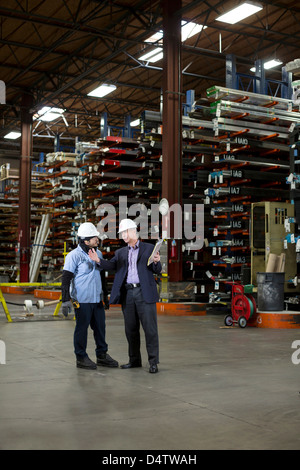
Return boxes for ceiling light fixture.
[250,59,283,72]
[146,21,206,43]
[34,106,65,122]
[181,21,207,41]
[216,2,263,24]
[146,31,163,44]
[139,47,163,63]
[141,21,207,62]
[130,119,140,127]
[262,59,283,69]
[4,131,21,139]
[87,84,117,98]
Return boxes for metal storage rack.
[203,86,299,310]
[0,164,53,282]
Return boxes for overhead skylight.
[216,2,263,24]
[34,106,65,122]
[87,84,117,98]
[4,131,21,139]
[250,59,283,72]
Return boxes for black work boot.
[97,353,118,368]
[76,355,97,370]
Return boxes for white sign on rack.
[292,79,300,106]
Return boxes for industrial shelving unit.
[203,86,300,310]
[0,163,53,282]
[286,124,300,278]
[140,113,215,302]
[289,124,300,225]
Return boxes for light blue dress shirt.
[126,241,140,284]
[63,245,103,303]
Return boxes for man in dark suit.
[88,219,162,373]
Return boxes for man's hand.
[88,248,100,263]
[104,296,110,310]
[61,300,73,317]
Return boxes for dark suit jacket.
[100,241,162,304]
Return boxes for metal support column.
[18,92,33,282]
[254,59,266,94]
[100,112,108,138]
[54,133,60,152]
[185,90,195,115]
[281,66,293,99]
[162,0,182,282]
[226,54,237,89]
[124,114,131,138]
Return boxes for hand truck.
[224,283,256,328]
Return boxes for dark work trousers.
[122,286,159,366]
[74,302,108,359]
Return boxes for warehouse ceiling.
[0,0,300,155]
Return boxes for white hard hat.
[77,222,100,238]
[118,218,137,233]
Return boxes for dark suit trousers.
[122,286,159,366]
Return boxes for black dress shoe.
[120,362,142,369]
[149,364,158,373]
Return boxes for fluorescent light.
[87,84,116,98]
[34,106,65,122]
[139,48,163,63]
[146,31,163,44]
[4,131,21,139]
[148,51,163,63]
[130,119,140,127]
[181,21,207,41]
[263,59,283,69]
[250,59,283,72]
[216,2,263,24]
[141,21,207,61]
[146,21,207,44]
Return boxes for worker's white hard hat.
[118,218,137,233]
[77,222,100,238]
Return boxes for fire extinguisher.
[170,239,177,259]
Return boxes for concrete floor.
[0,295,300,450]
